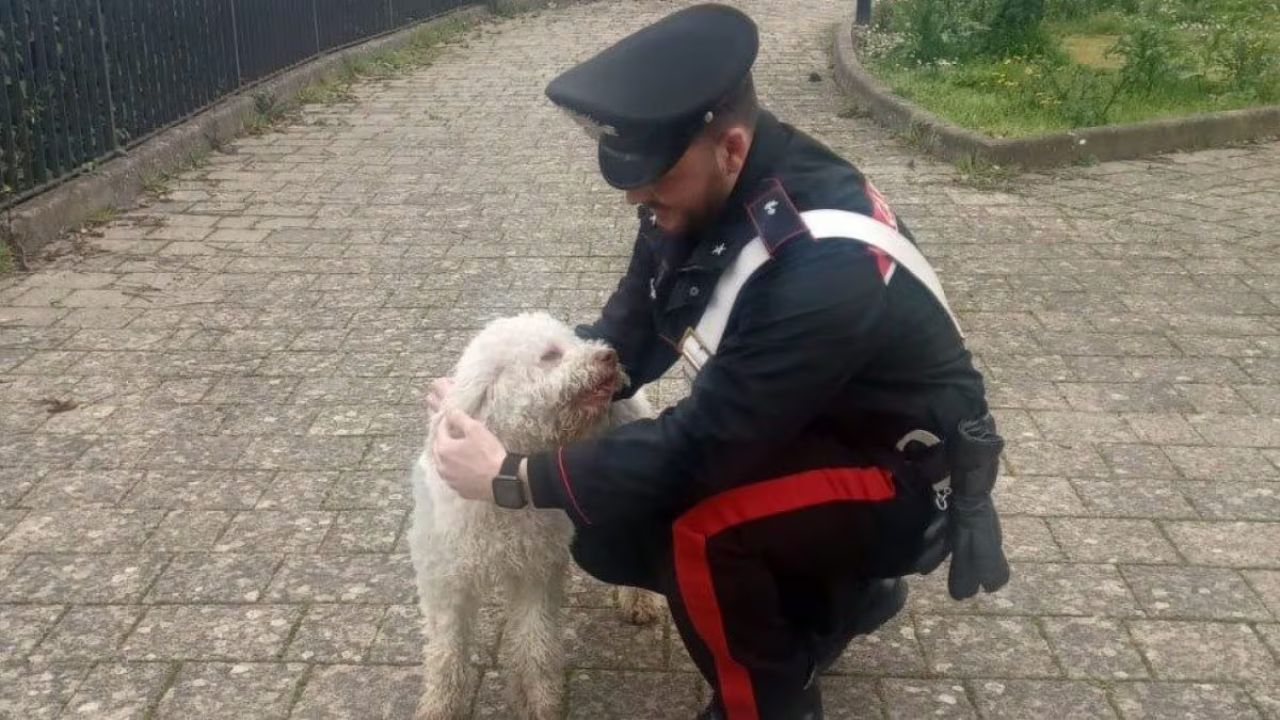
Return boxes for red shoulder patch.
[864,180,899,231]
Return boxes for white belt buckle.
[678,327,712,379]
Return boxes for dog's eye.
[540,347,563,365]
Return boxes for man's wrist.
[522,453,566,511]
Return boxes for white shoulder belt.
[679,209,961,374]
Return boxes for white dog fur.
[410,312,664,720]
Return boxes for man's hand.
[433,406,505,503]
[425,377,454,415]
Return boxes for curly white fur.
[409,312,663,720]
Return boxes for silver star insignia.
[711,243,727,256]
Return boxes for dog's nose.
[594,348,618,366]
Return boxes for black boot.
[696,683,823,720]
[811,578,908,676]
[696,701,823,719]
[847,577,908,636]
[695,703,723,720]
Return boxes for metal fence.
[0,0,471,207]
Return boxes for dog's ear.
[444,372,495,420]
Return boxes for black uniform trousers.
[571,431,942,720]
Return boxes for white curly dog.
[409,312,664,720]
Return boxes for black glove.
[946,413,1010,600]
[912,510,950,576]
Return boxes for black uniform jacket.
[526,111,987,528]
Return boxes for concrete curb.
[1,4,492,267]
[832,21,1280,170]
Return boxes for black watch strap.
[499,453,525,481]
[493,453,528,509]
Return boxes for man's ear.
[718,126,751,178]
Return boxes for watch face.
[493,477,526,509]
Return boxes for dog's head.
[445,312,625,451]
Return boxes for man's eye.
[540,348,563,364]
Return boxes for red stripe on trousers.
[672,467,897,720]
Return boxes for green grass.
[954,155,1020,189]
[871,61,1067,137]
[293,13,476,107]
[1166,0,1280,27]
[372,15,473,71]
[244,91,292,135]
[1100,85,1270,124]
[1060,34,1122,69]
[0,242,13,274]
[1046,10,1134,37]
[261,13,475,126]
[295,74,358,105]
[864,0,1280,137]
[870,56,1272,137]
[85,206,119,226]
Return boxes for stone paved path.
[2,1,1280,717]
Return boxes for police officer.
[433,5,1010,719]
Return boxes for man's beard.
[657,177,733,238]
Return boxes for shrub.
[902,0,951,62]
[1206,25,1278,93]
[883,0,1056,63]
[888,0,988,63]
[1025,58,1125,126]
[1110,20,1185,95]
[1161,0,1280,26]
[1043,0,1139,20]
[983,0,1052,57]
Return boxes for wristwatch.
[492,453,528,509]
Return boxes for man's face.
[625,128,749,236]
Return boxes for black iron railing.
[0,0,472,208]
[856,0,873,25]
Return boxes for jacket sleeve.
[528,243,889,527]
[575,220,661,400]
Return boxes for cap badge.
[560,108,619,140]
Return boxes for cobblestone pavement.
[2,0,1280,717]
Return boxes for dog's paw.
[414,662,473,720]
[414,691,468,720]
[617,586,664,625]
[510,682,564,720]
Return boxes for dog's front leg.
[415,574,479,720]
[502,561,568,720]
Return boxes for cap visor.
[597,142,678,190]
